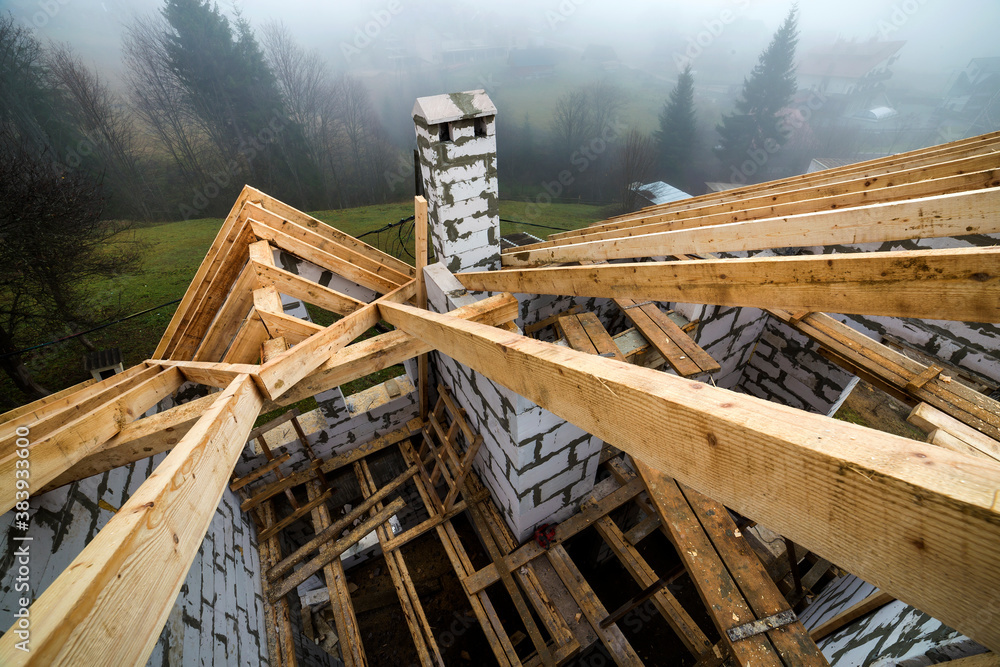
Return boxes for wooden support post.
[415,195,430,420]
[0,375,263,665]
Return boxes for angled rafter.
[503,187,1000,266]
[156,359,259,389]
[250,260,366,315]
[460,247,1000,322]
[0,374,262,666]
[528,154,1000,251]
[254,280,416,400]
[378,301,1000,652]
[222,309,269,364]
[193,261,258,361]
[0,366,184,515]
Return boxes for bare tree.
[47,44,152,219]
[614,129,657,214]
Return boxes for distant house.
[582,44,620,71]
[508,48,557,79]
[439,39,508,66]
[631,181,691,208]
[942,57,1000,118]
[798,39,905,116]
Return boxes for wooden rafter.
[378,301,1000,652]
[459,247,1000,322]
[0,374,262,665]
[502,188,1000,266]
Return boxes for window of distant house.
[474,117,487,138]
[439,122,452,142]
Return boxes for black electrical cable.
[356,215,414,240]
[499,217,572,232]
[1,298,182,359]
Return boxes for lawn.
[1,199,604,408]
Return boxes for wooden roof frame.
[1,134,999,664]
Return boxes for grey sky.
[2,0,997,90]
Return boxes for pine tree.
[715,5,799,174]
[654,64,697,190]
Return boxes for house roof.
[798,40,905,79]
[634,181,691,205]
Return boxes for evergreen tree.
[654,64,697,190]
[715,6,799,174]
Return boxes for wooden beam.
[0,374,262,665]
[249,218,402,295]
[808,591,895,641]
[461,247,1000,322]
[258,309,323,345]
[505,188,1000,266]
[156,359,259,389]
[268,293,517,408]
[771,310,1000,441]
[255,280,415,400]
[0,377,97,426]
[257,488,333,542]
[246,192,415,279]
[378,301,1000,652]
[154,186,256,358]
[40,393,219,494]
[514,161,1000,253]
[221,309,269,364]
[250,260,366,315]
[908,403,1000,462]
[0,367,184,514]
[193,262,258,362]
[415,195,429,420]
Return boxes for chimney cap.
[412,89,496,125]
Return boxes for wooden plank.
[615,299,701,376]
[260,500,298,667]
[253,284,285,315]
[267,293,518,408]
[525,305,582,335]
[378,301,1000,652]
[578,312,627,362]
[908,403,1000,462]
[258,488,332,542]
[193,262,259,361]
[0,374,262,665]
[461,247,1000,323]
[463,477,645,593]
[230,452,292,491]
[251,260,366,315]
[443,435,483,510]
[154,187,255,359]
[592,513,712,656]
[678,482,828,665]
[502,186,1000,266]
[303,481,366,667]
[258,309,324,344]
[937,654,1000,666]
[540,137,1000,243]
[808,591,895,641]
[256,280,416,400]
[356,460,444,667]
[545,544,644,667]
[268,496,406,602]
[247,194,415,280]
[559,314,599,354]
[221,310,269,364]
[249,218,402,295]
[268,467,417,580]
[634,465,784,666]
[773,310,1000,441]
[156,359,259,389]
[39,393,219,494]
[0,367,184,514]
[638,303,720,374]
[416,196,429,420]
[907,364,944,392]
[0,376,97,426]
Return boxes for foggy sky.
[3,0,998,96]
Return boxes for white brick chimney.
[412,90,500,273]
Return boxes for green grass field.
[1,199,604,409]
